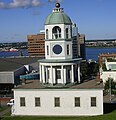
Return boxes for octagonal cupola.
[44,3,73,40]
[45,3,72,25]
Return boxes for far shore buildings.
[27,33,45,57]
[12,3,103,116]
[27,31,86,59]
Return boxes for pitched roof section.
[0,57,43,72]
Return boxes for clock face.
[53,44,62,54]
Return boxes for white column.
[61,65,64,84]
[78,63,81,83]
[46,67,48,83]
[50,66,53,84]
[39,65,42,82]
[64,67,66,84]
[71,65,74,83]
[53,68,56,84]
[42,65,45,83]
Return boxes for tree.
[80,61,99,80]
[102,63,107,71]
[104,78,116,94]
[80,62,88,76]
[87,62,99,76]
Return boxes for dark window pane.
[20,97,25,107]
[75,97,80,107]
[91,97,96,107]
[35,97,40,107]
[54,97,60,107]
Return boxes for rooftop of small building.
[0,57,43,72]
[38,58,82,63]
[14,79,103,90]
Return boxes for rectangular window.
[91,97,96,107]
[66,28,68,39]
[47,45,49,55]
[46,29,48,39]
[54,97,60,107]
[67,45,69,55]
[35,97,40,107]
[56,70,61,79]
[75,97,80,107]
[20,97,25,107]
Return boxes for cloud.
[48,0,63,3]
[0,0,64,9]
[0,0,41,9]
[0,2,6,8]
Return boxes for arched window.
[52,26,61,39]
[66,28,68,39]
[46,29,48,39]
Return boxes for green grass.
[0,106,8,112]
[1,110,116,120]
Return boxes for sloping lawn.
[0,106,8,112]
[1,110,116,120]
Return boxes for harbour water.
[0,48,116,61]
[86,47,116,61]
[0,49,28,58]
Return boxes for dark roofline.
[0,57,41,72]
[13,79,103,90]
[86,39,116,42]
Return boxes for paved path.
[104,95,116,103]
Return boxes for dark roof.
[14,79,103,90]
[70,80,103,89]
[0,57,43,72]
[38,58,82,63]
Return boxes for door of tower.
[55,68,61,84]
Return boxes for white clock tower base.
[39,58,81,85]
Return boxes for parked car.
[7,99,14,106]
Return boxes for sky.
[0,0,116,43]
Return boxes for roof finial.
[55,2,60,8]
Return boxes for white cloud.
[48,0,63,3]
[32,0,40,6]
[0,0,41,9]
[0,0,63,9]
[0,2,6,8]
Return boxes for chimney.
[22,78,26,85]
[96,72,100,81]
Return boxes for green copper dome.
[45,7,72,25]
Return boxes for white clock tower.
[39,3,82,85]
[12,3,103,117]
